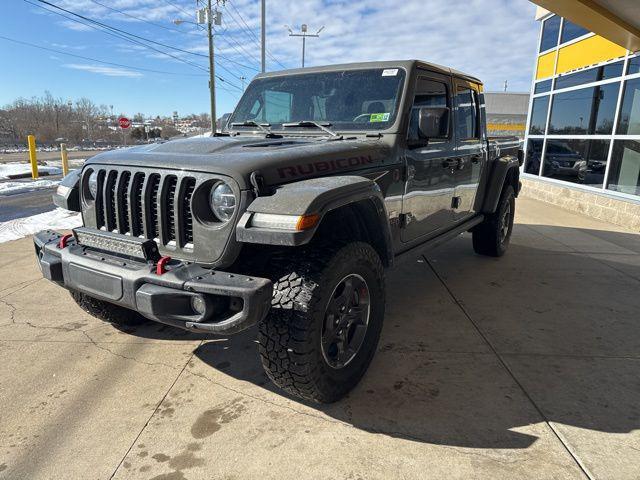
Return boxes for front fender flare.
[236,175,392,258]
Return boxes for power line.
[0,34,207,77]
[225,0,286,68]
[27,0,244,90]
[26,0,210,73]
[85,0,196,36]
[35,0,209,60]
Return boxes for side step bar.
[394,215,484,265]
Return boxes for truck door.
[401,74,457,243]
[451,80,486,222]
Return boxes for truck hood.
[85,136,393,190]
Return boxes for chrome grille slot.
[130,173,145,237]
[95,170,106,229]
[147,174,161,240]
[104,171,118,232]
[163,176,178,245]
[116,171,131,234]
[181,178,196,247]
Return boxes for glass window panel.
[602,61,624,80]
[617,78,640,135]
[525,139,544,175]
[529,96,549,134]
[594,82,620,134]
[555,68,599,90]
[543,139,610,187]
[548,83,619,135]
[549,88,593,134]
[455,87,479,140]
[560,19,590,44]
[534,79,552,94]
[540,15,561,52]
[628,56,640,75]
[607,141,640,197]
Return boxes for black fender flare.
[481,156,520,214]
[236,175,393,265]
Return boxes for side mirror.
[418,107,450,140]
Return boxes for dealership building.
[523,1,640,229]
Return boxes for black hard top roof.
[256,60,482,85]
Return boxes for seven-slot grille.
[90,169,197,249]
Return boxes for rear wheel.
[472,184,516,257]
[70,291,147,326]
[258,242,385,403]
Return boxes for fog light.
[191,295,206,315]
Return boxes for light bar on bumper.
[73,227,161,262]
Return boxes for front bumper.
[33,230,273,335]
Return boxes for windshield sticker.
[370,113,390,123]
[381,69,398,77]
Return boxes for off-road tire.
[472,184,516,257]
[258,242,385,403]
[70,290,147,326]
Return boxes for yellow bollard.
[27,135,38,179]
[60,143,69,176]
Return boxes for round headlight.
[88,171,98,200]
[209,182,236,221]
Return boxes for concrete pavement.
[0,197,639,480]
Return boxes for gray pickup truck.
[36,60,522,403]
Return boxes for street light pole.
[207,0,216,135]
[286,24,324,68]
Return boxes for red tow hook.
[156,256,172,275]
[58,234,73,249]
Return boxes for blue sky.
[1,0,540,118]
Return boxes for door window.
[408,77,450,142]
[455,87,480,140]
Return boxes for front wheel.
[258,242,385,403]
[472,184,516,257]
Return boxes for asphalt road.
[0,186,57,222]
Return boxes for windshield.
[228,68,406,133]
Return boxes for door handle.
[442,158,458,169]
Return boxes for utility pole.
[286,24,324,68]
[261,0,266,73]
[207,0,217,134]
[240,76,246,91]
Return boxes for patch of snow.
[191,131,213,138]
[0,162,62,179]
[0,208,81,243]
[0,179,60,196]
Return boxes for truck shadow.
[126,225,640,450]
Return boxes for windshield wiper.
[230,121,281,138]
[282,121,341,138]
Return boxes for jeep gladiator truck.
[35,61,522,403]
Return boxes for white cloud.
[63,63,143,78]
[42,0,541,93]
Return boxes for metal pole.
[302,35,306,68]
[27,135,38,179]
[60,143,69,176]
[261,0,266,73]
[207,0,217,135]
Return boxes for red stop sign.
[118,117,131,129]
